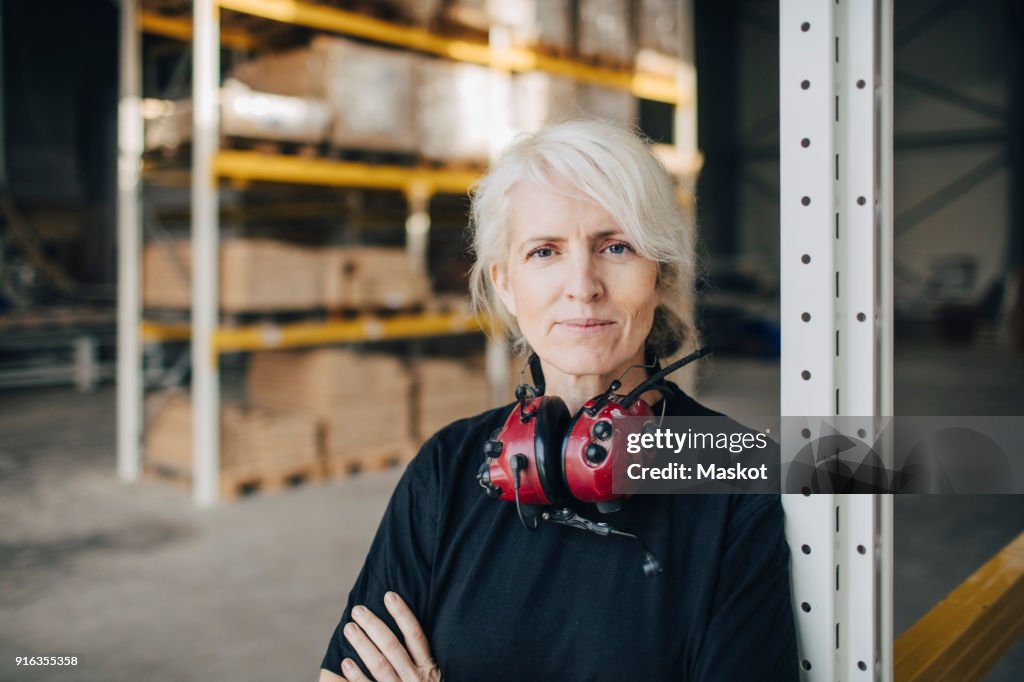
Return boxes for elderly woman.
[319,119,797,681]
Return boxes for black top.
[321,383,799,681]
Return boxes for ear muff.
[532,396,570,504]
[479,347,712,576]
[559,407,589,499]
[482,347,713,507]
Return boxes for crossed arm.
[318,591,440,682]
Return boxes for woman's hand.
[336,591,440,682]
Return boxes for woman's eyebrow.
[520,230,624,246]
[520,235,565,247]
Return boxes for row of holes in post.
[797,525,870,674]
[796,425,869,496]
[797,15,872,675]
[797,13,870,387]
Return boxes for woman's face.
[490,179,660,379]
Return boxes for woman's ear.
[489,262,517,316]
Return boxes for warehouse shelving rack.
[118,0,697,507]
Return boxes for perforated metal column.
[780,1,893,680]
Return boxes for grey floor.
[0,341,1022,681]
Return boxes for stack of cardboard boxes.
[145,391,321,492]
[248,349,414,475]
[143,241,429,313]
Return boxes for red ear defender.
[478,392,571,506]
[561,392,655,509]
[477,387,658,509]
[476,347,713,576]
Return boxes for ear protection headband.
[476,347,712,575]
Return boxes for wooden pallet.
[0,308,115,332]
[323,303,427,320]
[312,0,405,23]
[433,6,490,43]
[222,136,325,159]
[145,458,324,502]
[324,146,419,167]
[531,41,574,62]
[416,155,488,173]
[576,53,635,72]
[323,441,417,479]
[218,303,428,326]
[423,294,472,316]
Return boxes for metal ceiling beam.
[895,69,1005,122]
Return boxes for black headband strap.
[527,352,546,396]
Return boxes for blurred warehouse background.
[0,0,1022,680]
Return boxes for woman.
[319,119,798,681]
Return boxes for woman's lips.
[556,319,616,334]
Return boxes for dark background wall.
[694,0,1019,341]
[2,0,118,288]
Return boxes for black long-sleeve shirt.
[321,383,799,680]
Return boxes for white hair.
[468,118,701,388]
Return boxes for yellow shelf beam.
[140,9,256,52]
[142,312,485,352]
[216,0,687,104]
[894,530,1024,681]
[145,153,481,195]
[141,320,193,343]
[213,150,481,195]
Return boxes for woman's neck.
[538,353,664,415]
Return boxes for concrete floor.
[0,342,1022,681]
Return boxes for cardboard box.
[143,238,325,312]
[577,0,635,66]
[143,98,191,152]
[230,47,327,98]
[145,392,319,473]
[323,246,431,311]
[577,83,638,128]
[143,81,332,150]
[231,37,419,153]
[637,0,684,60]
[393,0,443,26]
[415,59,492,164]
[221,78,331,143]
[414,356,493,438]
[443,0,571,52]
[248,349,414,456]
[511,72,578,134]
[315,37,419,153]
[491,0,572,53]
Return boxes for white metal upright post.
[780,0,893,680]
[192,0,221,507]
[484,25,515,406]
[835,1,887,678]
[876,1,895,676]
[780,1,838,678]
[117,0,143,482]
[405,183,431,275]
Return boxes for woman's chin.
[545,348,624,380]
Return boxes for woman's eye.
[605,242,633,255]
[528,247,554,259]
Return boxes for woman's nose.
[564,253,603,302]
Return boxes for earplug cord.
[511,454,539,531]
[621,346,713,408]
